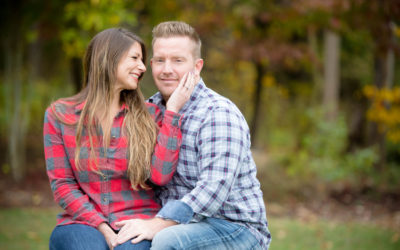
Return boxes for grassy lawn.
[0,207,60,250]
[0,207,399,250]
[268,217,400,250]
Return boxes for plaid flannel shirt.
[43,100,182,230]
[148,79,271,249]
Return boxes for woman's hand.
[166,71,197,113]
[97,222,117,250]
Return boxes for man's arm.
[114,106,249,244]
[157,105,248,223]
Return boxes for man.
[113,21,271,249]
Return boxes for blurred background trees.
[1,0,399,200]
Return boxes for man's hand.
[97,222,117,250]
[113,217,177,246]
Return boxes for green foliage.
[258,99,380,188]
[1,0,400,189]
[285,107,378,183]
[0,78,74,137]
[62,0,137,58]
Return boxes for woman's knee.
[49,224,108,250]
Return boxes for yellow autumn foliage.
[363,85,400,143]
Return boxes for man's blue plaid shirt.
[149,79,271,249]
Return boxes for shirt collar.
[148,78,206,113]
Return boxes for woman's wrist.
[97,222,116,247]
[166,105,179,113]
[97,222,112,235]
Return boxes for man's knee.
[151,226,182,250]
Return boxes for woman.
[43,28,196,250]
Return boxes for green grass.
[0,207,60,250]
[0,208,399,250]
[268,217,400,250]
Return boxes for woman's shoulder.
[45,97,81,125]
[47,98,77,114]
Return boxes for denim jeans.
[151,218,262,250]
[49,224,151,250]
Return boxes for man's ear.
[194,59,204,76]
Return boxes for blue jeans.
[151,218,261,250]
[49,224,151,250]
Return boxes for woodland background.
[0,0,400,249]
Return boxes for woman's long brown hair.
[51,28,158,190]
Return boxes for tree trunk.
[2,0,37,182]
[385,47,395,89]
[250,61,265,148]
[323,29,340,120]
[368,52,390,169]
[71,57,83,92]
[308,26,322,104]
[6,40,25,182]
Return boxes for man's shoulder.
[199,87,242,115]
[147,92,163,105]
[145,102,159,116]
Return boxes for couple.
[44,21,271,250]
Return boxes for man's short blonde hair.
[152,21,202,59]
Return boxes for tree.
[1,0,56,181]
[346,0,400,168]
[0,0,138,181]
[61,0,136,91]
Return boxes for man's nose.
[162,60,173,73]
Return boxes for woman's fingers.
[178,72,189,90]
[187,71,196,91]
[181,71,194,93]
[165,71,197,112]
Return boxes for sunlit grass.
[268,217,400,250]
[0,207,59,250]
[0,208,399,250]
